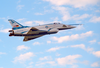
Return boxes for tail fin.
[8,19,23,28]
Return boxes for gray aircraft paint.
[8,19,78,41]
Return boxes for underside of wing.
[23,35,44,41]
[23,27,45,41]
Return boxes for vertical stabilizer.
[8,19,23,28]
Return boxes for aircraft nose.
[63,25,76,28]
[70,25,76,28]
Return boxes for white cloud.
[15,18,26,25]
[92,51,100,58]
[33,21,46,25]
[71,14,90,21]
[95,10,100,12]
[89,39,96,44]
[24,21,33,26]
[0,28,11,33]
[0,17,8,22]
[17,45,30,51]
[54,17,59,21]
[80,60,89,65]
[50,17,60,23]
[17,5,24,12]
[86,47,94,52]
[71,65,79,68]
[13,52,35,63]
[29,62,34,65]
[47,46,68,52]
[71,44,85,49]
[62,15,70,21]
[0,52,6,55]
[89,16,100,23]
[52,31,93,43]
[27,62,34,68]
[98,42,100,45]
[71,44,100,57]
[50,9,90,21]
[33,42,41,45]
[56,53,61,56]
[24,20,48,26]
[71,44,93,52]
[0,67,3,68]
[17,18,26,22]
[52,6,70,21]
[39,56,52,60]
[26,66,33,68]
[35,62,45,66]
[44,0,100,8]
[46,61,56,65]
[36,61,56,66]
[91,62,99,67]
[56,54,82,65]
[75,25,84,30]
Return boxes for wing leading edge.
[23,27,44,41]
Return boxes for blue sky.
[0,0,100,68]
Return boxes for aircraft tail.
[8,19,23,28]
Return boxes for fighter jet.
[8,19,80,41]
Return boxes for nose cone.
[63,25,76,29]
[69,25,76,28]
[58,24,76,30]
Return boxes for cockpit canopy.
[53,22,61,24]
[44,22,61,25]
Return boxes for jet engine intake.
[47,28,58,34]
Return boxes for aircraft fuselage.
[9,23,75,36]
